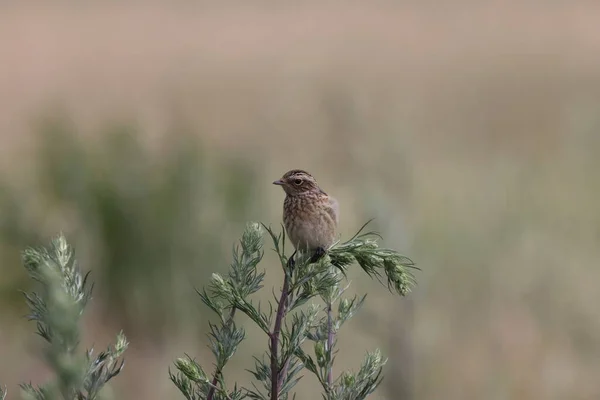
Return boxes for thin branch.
[207,307,237,400]
[270,256,293,400]
[206,380,234,400]
[277,288,296,390]
[326,301,334,388]
[343,218,376,243]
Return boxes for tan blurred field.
[1,2,600,399]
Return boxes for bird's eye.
[294,178,302,185]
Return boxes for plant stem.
[270,257,293,400]
[326,301,334,388]
[205,382,234,400]
[277,288,296,390]
[207,307,237,400]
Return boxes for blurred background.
[1,2,599,399]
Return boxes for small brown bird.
[273,169,339,262]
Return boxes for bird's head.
[273,169,321,196]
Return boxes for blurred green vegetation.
[3,3,600,399]
[0,114,263,342]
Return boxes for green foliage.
[171,221,417,400]
[170,222,265,400]
[328,220,418,296]
[17,234,127,400]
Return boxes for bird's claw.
[287,251,297,269]
[309,247,326,263]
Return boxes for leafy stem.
[18,234,127,400]
[172,221,417,400]
[207,307,237,400]
[269,257,293,400]
[326,300,334,389]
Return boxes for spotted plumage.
[273,170,339,255]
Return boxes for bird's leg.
[309,246,326,263]
[287,250,297,269]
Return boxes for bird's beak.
[273,179,284,185]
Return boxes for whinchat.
[273,169,339,261]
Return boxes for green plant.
[170,221,417,400]
[14,234,127,400]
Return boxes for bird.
[273,169,339,263]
